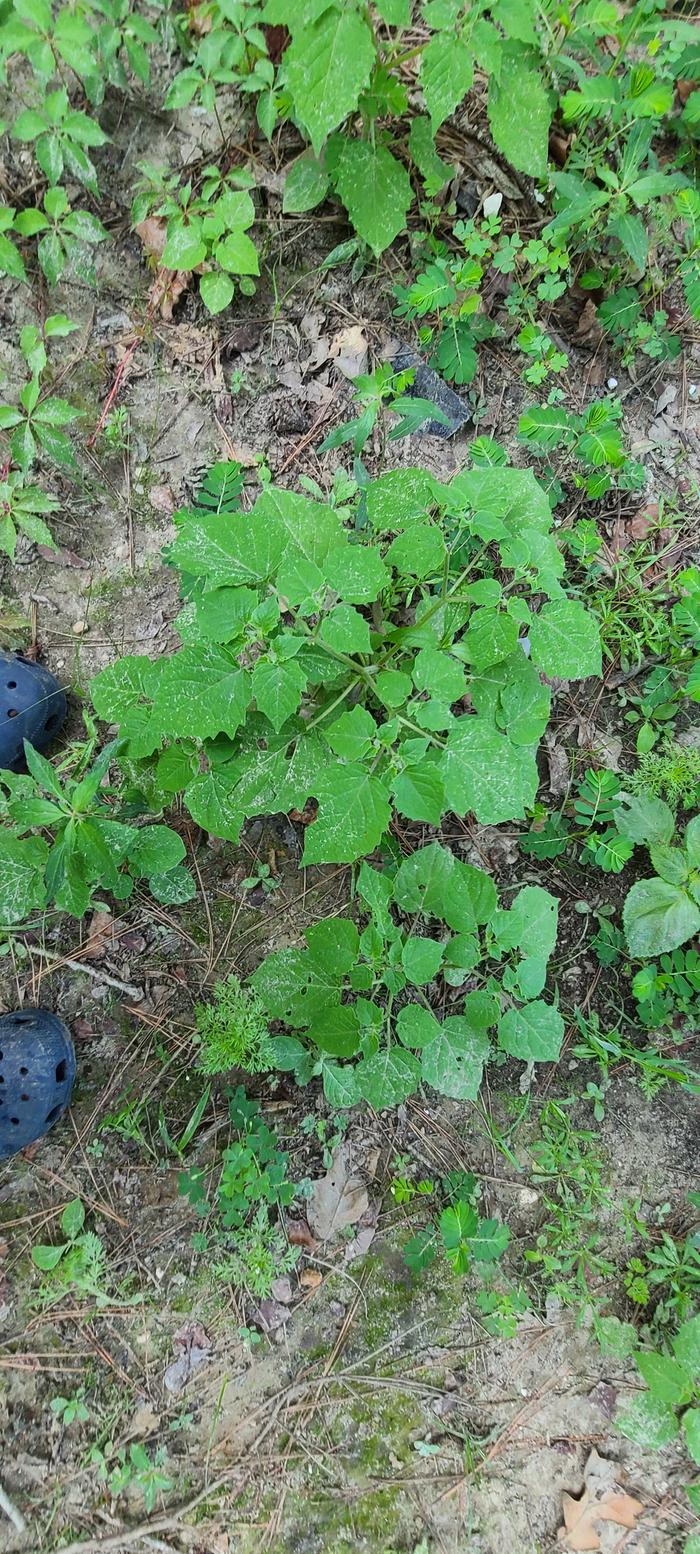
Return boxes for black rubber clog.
[0,1010,75,1160]
[0,651,67,772]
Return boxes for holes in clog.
[55,1060,67,1083]
[45,1105,61,1126]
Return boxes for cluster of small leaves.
[194,974,274,1075]
[0,738,194,927]
[92,1443,173,1515]
[90,459,602,877]
[131,162,260,316]
[403,1167,510,1276]
[632,948,700,1032]
[617,1311,700,1549]
[249,845,563,1111]
[518,398,646,499]
[628,741,700,813]
[0,318,83,557]
[179,1086,301,1297]
[31,1198,110,1306]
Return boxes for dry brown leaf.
[678,79,699,107]
[299,1268,323,1290]
[286,1217,317,1250]
[135,215,167,261]
[576,298,604,350]
[331,324,369,380]
[307,1145,369,1241]
[83,910,115,960]
[559,1487,644,1551]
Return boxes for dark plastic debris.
[0,1009,75,1160]
[0,651,67,771]
[392,345,472,439]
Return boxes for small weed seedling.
[194,975,273,1075]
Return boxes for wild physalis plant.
[90,457,602,871]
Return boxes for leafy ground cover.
[0,1,699,1551]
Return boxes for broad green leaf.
[318,605,370,658]
[251,946,340,1027]
[149,866,196,905]
[333,138,412,256]
[420,31,473,130]
[152,648,249,740]
[434,319,477,385]
[0,833,49,923]
[367,467,437,530]
[494,885,558,959]
[128,825,185,877]
[401,935,444,985]
[199,270,235,314]
[412,647,466,702]
[408,115,454,196]
[469,1218,510,1262]
[674,1314,700,1378]
[32,1243,65,1271]
[498,654,551,744]
[624,878,700,956]
[306,917,359,978]
[392,759,445,825]
[616,1393,679,1450]
[608,212,648,271]
[306,1004,361,1057]
[529,600,602,680]
[184,768,245,842]
[322,1060,360,1108]
[497,1000,564,1062]
[162,222,206,270]
[215,230,259,276]
[649,844,688,887]
[302,764,391,864]
[442,717,539,825]
[397,1005,441,1048]
[636,1351,692,1407]
[614,793,674,846]
[285,9,375,154]
[283,151,330,213]
[487,48,551,177]
[325,705,377,761]
[355,1047,421,1107]
[61,1198,85,1238]
[251,658,307,732]
[420,1016,490,1100]
[324,539,389,604]
[386,522,446,578]
[459,609,518,670]
[168,511,284,588]
[686,815,700,869]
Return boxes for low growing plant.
[251,845,563,1109]
[0,740,195,925]
[194,975,274,1075]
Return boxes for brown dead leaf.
[331,324,369,380]
[149,484,175,518]
[576,298,603,351]
[253,1298,290,1333]
[188,1,212,34]
[628,500,659,540]
[299,1268,323,1290]
[550,131,572,166]
[83,910,115,960]
[307,1145,369,1241]
[678,79,699,107]
[36,544,89,569]
[135,215,167,261]
[148,266,191,323]
[559,1487,644,1551]
[545,736,569,797]
[286,1217,317,1250]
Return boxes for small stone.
[72,619,88,635]
[690,384,698,398]
[607,376,618,389]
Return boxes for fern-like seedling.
[195,976,273,1075]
